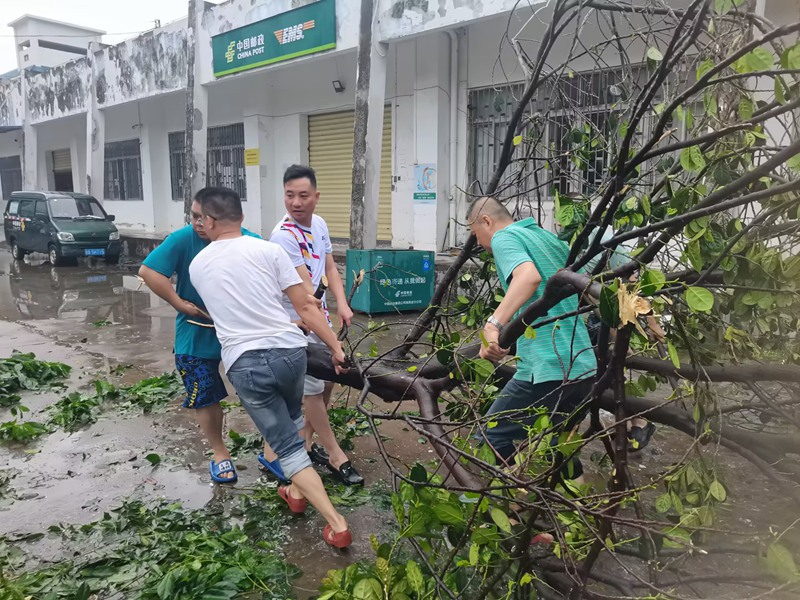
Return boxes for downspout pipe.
[446,29,458,250]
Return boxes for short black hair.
[196,187,243,222]
[283,164,317,188]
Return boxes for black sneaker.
[327,461,365,486]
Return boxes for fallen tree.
[310,1,800,597]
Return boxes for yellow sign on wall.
[244,148,260,166]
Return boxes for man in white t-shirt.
[268,165,363,486]
[189,186,353,548]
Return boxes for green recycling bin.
[345,249,435,314]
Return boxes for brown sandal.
[323,524,352,548]
[278,486,307,514]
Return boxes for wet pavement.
[0,247,427,597]
[3,245,799,598]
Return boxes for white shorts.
[304,341,327,396]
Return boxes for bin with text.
[345,250,435,314]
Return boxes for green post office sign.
[212,0,336,77]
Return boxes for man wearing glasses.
[138,194,258,484]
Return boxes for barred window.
[468,67,660,206]
[168,132,186,201]
[207,123,246,200]
[104,139,143,200]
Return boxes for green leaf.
[696,59,714,80]
[647,47,664,62]
[433,503,465,526]
[685,287,714,312]
[353,578,383,600]
[490,507,512,533]
[781,43,800,70]
[391,493,405,524]
[640,269,666,296]
[556,203,575,226]
[156,571,175,600]
[738,97,754,121]
[405,560,425,594]
[735,48,774,73]
[524,326,537,340]
[765,543,800,583]
[471,525,502,545]
[469,543,479,566]
[655,494,672,513]
[776,77,787,104]
[685,239,703,272]
[787,153,800,172]
[714,0,733,13]
[667,340,680,369]
[680,146,706,172]
[599,282,620,327]
[708,480,727,502]
[471,358,496,382]
[145,453,161,466]
[407,366,417,373]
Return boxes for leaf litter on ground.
[1,487,299,600]
[0,351,71,407]
[3,372,184,440]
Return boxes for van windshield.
[49,197,107,220]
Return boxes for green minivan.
[4,191,121,266]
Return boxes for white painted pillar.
[21,74,39,190]
[86,42,105,200]
[271,114,308,231]
[69,137,81,192]
[391,40,416,248]
[44,151,55,190]
[413,33,450,251]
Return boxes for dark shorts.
[175,354,228,409]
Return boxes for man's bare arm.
[138,265,209,319]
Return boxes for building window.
[468,67,658,208]
[168,131,186,201]
[207,123,246,200]
[0,155,22,200]
[104,139,143,200]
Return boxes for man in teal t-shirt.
[138,192,258,484]
[468,197,596,480]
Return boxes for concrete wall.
[12,19,102,70]
[95,25,189,108]
[377,0,530,41]
[25,58,90,124]
[0,78,24,128]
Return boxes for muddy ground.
[0,247,798,598]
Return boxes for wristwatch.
[486,315,504,332]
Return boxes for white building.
[0,0,795,251]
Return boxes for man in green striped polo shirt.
[468,197,596,480]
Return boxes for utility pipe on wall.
[446,29,459,250]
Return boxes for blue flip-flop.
[209,459,238,484]
[258,453,290,484]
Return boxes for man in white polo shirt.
[268,164,363,486]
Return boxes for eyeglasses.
[195,214,217,226]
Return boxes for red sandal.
[323,524,353,548]
[278,486,307,514]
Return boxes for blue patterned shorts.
[175,354,229,409]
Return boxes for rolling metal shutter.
[308,107,392,241]
[52,149,71,172]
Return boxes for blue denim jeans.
[227,347,312,479]
[484,377,594,479]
